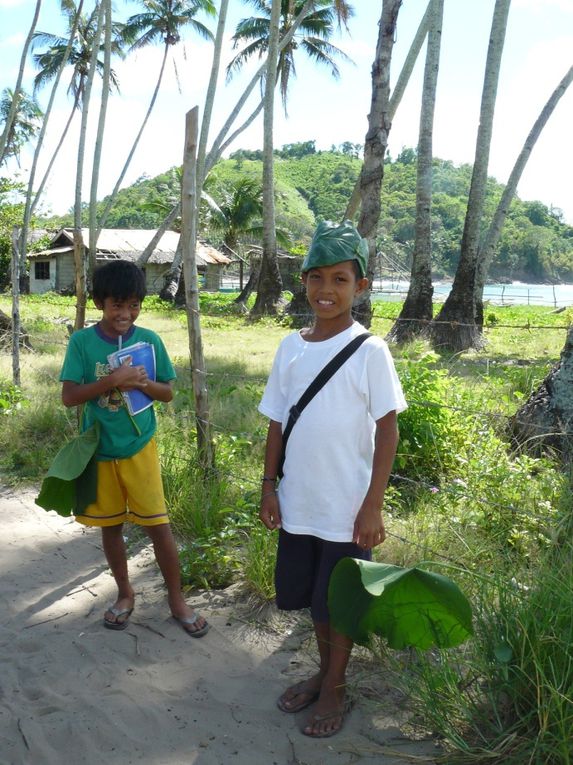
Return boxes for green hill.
[41,145,573,283]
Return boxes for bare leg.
[277,620,351,720]
[145,523,208,635]
[101,524,135,626]
[302,621,353,737]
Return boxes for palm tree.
[227,0,354,113]
[429,0,511,352]
[388,0,444,344]
[0,89,43,167]
[97,0,216,230]
[30,0,123,213]
[353,0,402,328]
[228,0,353,316]
[209,177,263,251]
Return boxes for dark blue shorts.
[274,528,371,623]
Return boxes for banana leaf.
[328,558,473,649]
[35,422,100,517]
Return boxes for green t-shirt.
[60,323,176,461]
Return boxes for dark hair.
[92,260,146,302]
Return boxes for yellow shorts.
[76,438,169,528]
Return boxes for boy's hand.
[352,500,386,550]
[113,360,148,391]
[259,492,282,531]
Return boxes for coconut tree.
[353,0,402,328]
[97,0,216,231]
[228,0,353,315]
[429,0,511,352]
[388,0,444,343]
[30,0,123,215]
[227,0,353,113]
[72,0,107,331]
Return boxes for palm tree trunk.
[430,0,511,352]
[97,43,170,232]
[204,0,315,176]
[74,0,105,331]
[137,201,181,266]
[251,0,283,317]
[89,0,113,277]
[196,0,229,192]
[18,1,84,288]
[389,0,443,343]
[0,0,42,165]
[475,64,573,323]
[159,237,183,301]
[354,0,402,329]
[344,0,432,222]
[509,324,573,462]
[180,107,214,471]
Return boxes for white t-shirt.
[259,322,407,542]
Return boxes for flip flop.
[173,612,210,638]
[103,605,133,631]
[302,697,352,738]
[277,681,320,713]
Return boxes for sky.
[1,0,573,223]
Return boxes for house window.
[35,261,50,280]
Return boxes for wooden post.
[11,226,21,386]
[181,107,214,472]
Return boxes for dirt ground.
[0,485,440,765]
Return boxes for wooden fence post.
[180,107,215,473]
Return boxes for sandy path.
[0,486,438,765]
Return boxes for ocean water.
[372,280,573,307]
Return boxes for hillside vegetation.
[41,144,573,283]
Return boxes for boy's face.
[302,260,368,321]
[95,295,141,338]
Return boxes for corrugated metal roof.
[29,228,231,267]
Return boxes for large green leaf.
[328,558,473,649]
[35,423,100,517]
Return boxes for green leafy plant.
[328,558,473,649]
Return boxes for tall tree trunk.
[180,107,214,471]
[204,0,314,177]
[354,0,402,329]
[89,0,112,277]
[251,0,283,317]
[137,201,181,266]
[475,64,573,324]
[74,0,105,331]
[389,0,443,343]
[0,0,42,164]
[509,325,573,462]
[430,0,511,352]
[97,43,169,232]
[159,237,183,301]
[18,1,83,288]
[344,0,432,222]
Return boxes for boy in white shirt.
[259,220,406,738]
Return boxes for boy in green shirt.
[60,260,208,636]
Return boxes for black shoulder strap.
[278,332,372,478]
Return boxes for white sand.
[0,486,438,765]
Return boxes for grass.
[1,290,572,761]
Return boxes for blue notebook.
[107,341,156,416]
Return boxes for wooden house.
[27,228,231,294]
